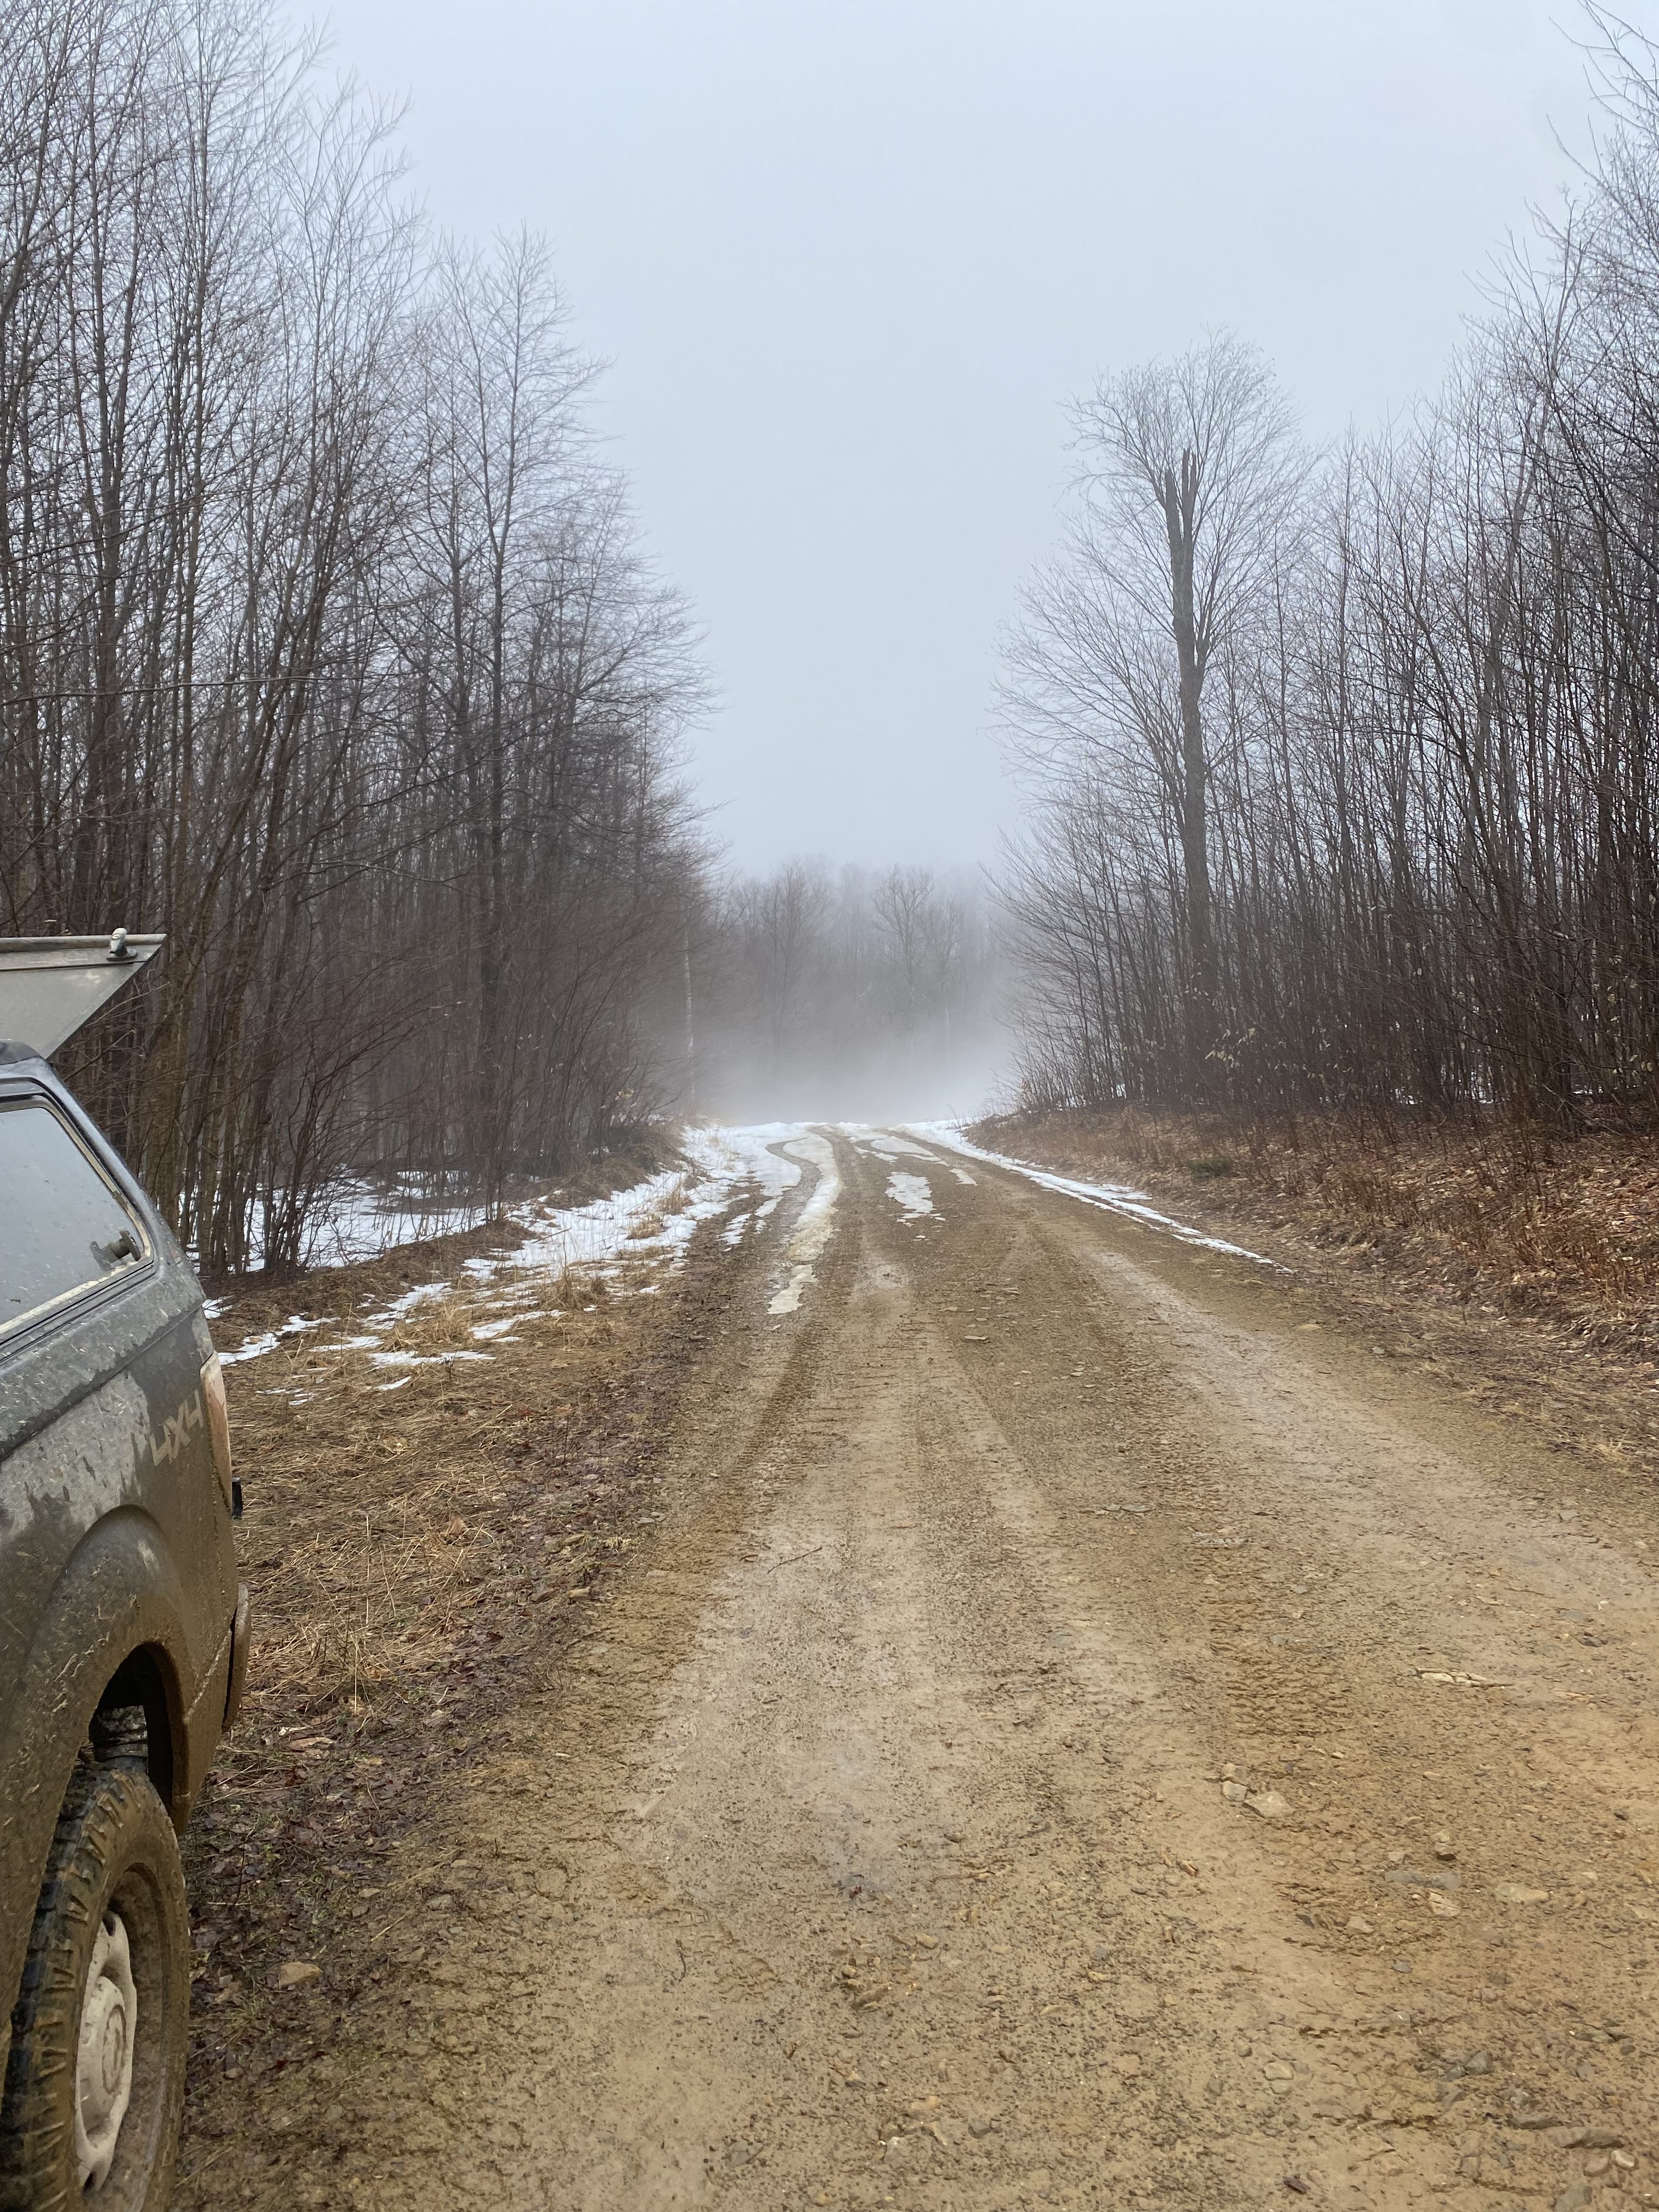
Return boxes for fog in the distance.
[687,864,1008,1128]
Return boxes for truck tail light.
[202,1353,234,1511]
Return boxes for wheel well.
[97,1647,176,1808]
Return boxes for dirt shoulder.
[970,1106,1659,1510]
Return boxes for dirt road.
[267,1127,1659,2210]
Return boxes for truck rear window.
[0,1098,149,1338]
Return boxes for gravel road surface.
[335,1127,1659,2210]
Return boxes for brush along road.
[314,1127,1658,2210]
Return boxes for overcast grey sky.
[319,0,1634,872]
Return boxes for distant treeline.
[691,862,1002,1123]
[0,0,704,1269]
[1001,19,1659,1136]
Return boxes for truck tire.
[0,1758,190,2211]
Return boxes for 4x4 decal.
[148,1390,204,1468]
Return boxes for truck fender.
[0,1509,198,2044]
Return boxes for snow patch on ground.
[236,1125,799,1276]
[459,1168,685,1288]
[219,1330,280,1367]
[374,1281,454,1322]
[234,1185,493,1273]
[369,1346,493,1369]
[214,1122,823,1370]
[217,1163,700,1369]
[219,1313,328,1366]
[909,1123,1278,1266]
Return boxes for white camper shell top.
[0,934,164,1057]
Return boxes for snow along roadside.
[906,1122,1279,1267]
[219,1123,816,1368]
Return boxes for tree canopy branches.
[0,0,705,1268]
[1000,32,1659,1138]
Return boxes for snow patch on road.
[769,1133,841,1314]
[847,1127,945,1165]
[909,1123,1278,1266]
[886,1170,934,1222]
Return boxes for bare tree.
[873,865,933,1031]
[1006,334,1303,1084]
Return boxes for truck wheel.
[0,1759,190,2210]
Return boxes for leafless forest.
[19,0,1659,1281]
[0,0,711,1271]
[1001,22,1659,1140]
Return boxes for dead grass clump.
[625,1172,695,1243]
[370,1288,488,1358]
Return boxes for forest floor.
[174,1122,1659,2212]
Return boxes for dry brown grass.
[208,1257,648,1750]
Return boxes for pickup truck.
[0,935,247,2211]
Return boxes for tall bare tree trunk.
[1160,449,1215,1078]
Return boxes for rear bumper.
[224,1582,251,1728]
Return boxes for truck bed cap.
[0,934,164,1057]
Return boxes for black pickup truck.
[0,936,248,2211]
